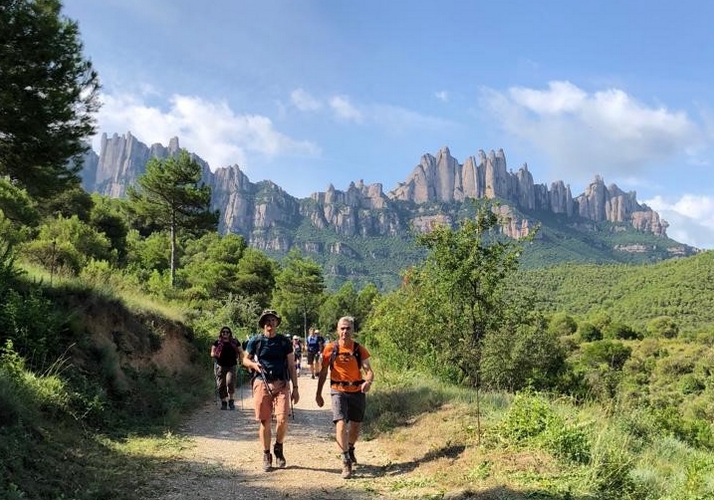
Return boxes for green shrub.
[495,392,554,442]
[494,392,592,464]
[578,322,602,342]
[646,316,679,339]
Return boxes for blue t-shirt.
[307,335,324,353]
[246,334,293,381]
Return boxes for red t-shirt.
[322,340,370,393]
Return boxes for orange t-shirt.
[322,341,370,393]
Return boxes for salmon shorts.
[252,378,290,422]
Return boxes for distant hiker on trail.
[306,327,325,379]
[243,310,299,472]
[315,316,374,479]
[210,326,244,410]
[292,335,303,376]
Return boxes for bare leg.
[259,420,271,450]
[275,416,288,443]
[348,421,362,445]
[335,419,349,452]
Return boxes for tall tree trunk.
[170,212,176,288]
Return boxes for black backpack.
[250,334,292,382]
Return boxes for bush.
[494,391,591,463]
[579,322,602,342]
[548,312,578,336]
[646,316,679,339]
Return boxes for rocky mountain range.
[80,132,694,288]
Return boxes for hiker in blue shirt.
[243,310,299,472]
[306,327,325,379]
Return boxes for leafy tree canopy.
[271,249,325,336]
[0,0,100,199]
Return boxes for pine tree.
[127,150,218,287]
[0,0,100,199]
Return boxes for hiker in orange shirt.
[315,316,374,479]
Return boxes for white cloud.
[290,88,322,111]
[94,92,320,171]
[329,95,363,122]
[478,81,706,183]
[435,91,449,102]
[646,194,714,249]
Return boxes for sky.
[61,0,714,249]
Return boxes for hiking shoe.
[220,401,228,410]
[348,444,357,465]
[274,443,286,468]
[262,452,272,472]
[341,460,352,479]
[228,399,235,410]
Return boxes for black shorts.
[330,390,366,423]
[307,351,319,364]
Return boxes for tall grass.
[365,363,714,499]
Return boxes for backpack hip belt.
[330,379,365,387]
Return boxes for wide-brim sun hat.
[258,309,281,327]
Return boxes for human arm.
[360,358,374,393]
[315,346,330,407]
[286,349,300,404]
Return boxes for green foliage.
[127,150,218,286]
[603,321,641,340]
[493,392,591,464]
[232,247,278,308]
[548,312,578,336]
[89,194,129,263]
[125,229,170,278]
[481,313,567,391]
[0,0,100,200]
[0,178,40,240]
[20,214,112,275]
[646,315,680,339]
[271,249,325,335]
[510,251,714,334]
[578,321,602,342]
[0,284,64,372]
[319,281,358,333]
[409,200,532,385]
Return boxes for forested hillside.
[512,250,714,332]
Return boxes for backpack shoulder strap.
[329,342,338,368]
[329,341,361,369]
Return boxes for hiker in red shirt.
[210,326,244,410]
[315,316,374,479]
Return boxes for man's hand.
[292,387,300,404]
[316,394,324,407]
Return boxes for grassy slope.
[0,275,212,500]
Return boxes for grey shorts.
[330,390,366,423]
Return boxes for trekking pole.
[238,365,243,410]
[290,388,295,420]
[258,369,274,397]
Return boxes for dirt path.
[156,368,395,500]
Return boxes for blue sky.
[62,0,714,249]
